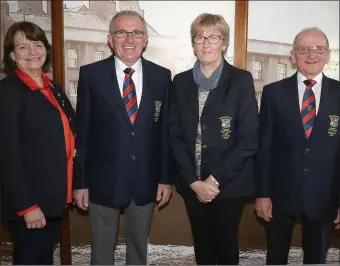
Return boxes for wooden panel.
[234,0,249,69]
[50,1,72,265]
[51,0,65,89]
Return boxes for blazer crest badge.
[154,100,162,122]
[328,115,339,136]
[219,116,232,139]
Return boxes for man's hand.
[190,181,219,203]
[73,189,89,211]
[156,184,172,209]
[255,198,273,222]
[24,207,46,229]
[334,209,340,230]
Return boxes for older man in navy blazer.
[72,10,172,265]
[255,27,340,265]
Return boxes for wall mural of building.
[1,0,339,110]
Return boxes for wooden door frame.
[51,1,71,264]
[234,0,249,70]
[50,1,249,264]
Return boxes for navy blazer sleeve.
[0,79,36,212]
[210,72,259,186]
[169,75,198,185]
[73,66,90,189]
[254,84,273,198]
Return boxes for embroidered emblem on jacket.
[219,116,232,139]
[154,101,162,122]
[328,115,339,136]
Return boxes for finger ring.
[257,213,260,216]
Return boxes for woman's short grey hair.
[190,13,230,56]
[109,10,148,36]
[293,27,329,49]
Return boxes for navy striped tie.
[123,68,138,125]
[301,79,317,139]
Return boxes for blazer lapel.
[180,71,199,156]
[103,56,131,127]
[309,74,331,140]
[49,82,76,135]
[133,58,152,129]
[186,71,199,131]
[284,73,306,139]
[200,60,231,121]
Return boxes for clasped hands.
[190,175,220,203]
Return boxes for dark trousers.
[320,220,333,263]
[183,192,246,265]
[8,217,61,265]
[265,213,324,265]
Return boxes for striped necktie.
[301,79,317,139]
[123,68,138,126]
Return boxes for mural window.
[252,61,262,80]
[94,51,104,61]
[69,80,78,97]
[68,48,78,68]
[276,63,287,80]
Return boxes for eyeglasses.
[294,45,328,54]
[112,30,144,38]
[193,35,224,44]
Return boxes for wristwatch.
[210,176,219,186]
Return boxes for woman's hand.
[24,207,46,229]
[190,181,220,203]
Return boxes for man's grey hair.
[293,27,329,49]
[109,10,148,36]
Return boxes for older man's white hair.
[109,10,148,36]
[293,27,329,49]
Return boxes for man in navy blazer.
[72,10,172,265]
[255,27,340,264]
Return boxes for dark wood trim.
[51,1,72,265]
[51,0,65,89]
[234,0,249,69]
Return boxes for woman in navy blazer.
[169,13,258,265]
[0,21,75,265]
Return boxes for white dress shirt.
[297,72,323,115]
[114,56,143,107]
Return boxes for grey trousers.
[89,200,154,265]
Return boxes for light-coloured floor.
[0,243,339,265]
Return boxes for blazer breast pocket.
[153,100,163,123]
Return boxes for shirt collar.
[14,67,53,91]
[297,71,323,86]
[114,56,142,74]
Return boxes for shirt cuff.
[17,204,39,216]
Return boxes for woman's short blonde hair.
[190,13,230,56]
